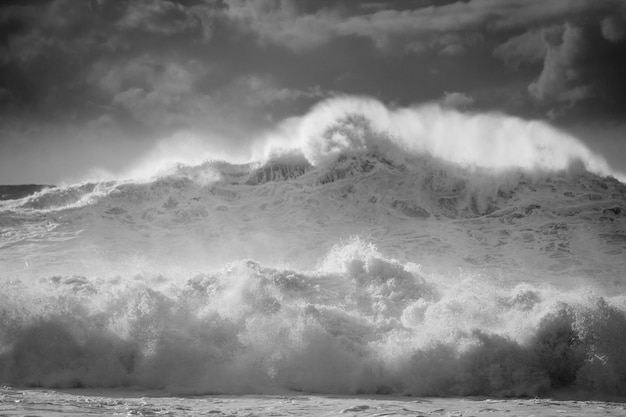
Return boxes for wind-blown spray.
[261,96,619,179]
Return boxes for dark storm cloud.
[116,0,218,38]
[491,6,626,121]
[2,3,243,132]
[90,55,213,128]
[493,28,549,69]
[2,0,623,125]
[226,0,613,49]
[602,16,626,43]
[0,0,223,183]
[225,0,626,118]
[405,32,484,56]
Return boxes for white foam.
[260,96,620,180]
[1,240,625,396]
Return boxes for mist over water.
[1,96,625,397]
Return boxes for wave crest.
[266,96,619,180]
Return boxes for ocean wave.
[261,96,621,181]
[1,239,625,396]
[4,145,622,219]
[1,96,625,398]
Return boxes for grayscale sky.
[1,0,625,184]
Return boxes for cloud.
[440,92,475,109]
[92,55,217,130]
[406,32,483,56]
[0,0,103,63]
[117,0,221,39]
[521,16,626,120]
[238,75,328,107]
[94,55,206,96]
[225,0,484,50]
[491,0,626,31]
[0,0,225,65]
[601,16,626,43]
[224,0,339,50]
[339,3,491,42]
[89,53,333,132]
[224,0,624,52]
[528,24,590,105]
[224,0,493,52]
[491,3,626,119]
[493,28,549,68]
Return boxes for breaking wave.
[261,96,621,180]
[1,239,625,397]
[2,95,623,215]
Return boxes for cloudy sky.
[1,0,625,184]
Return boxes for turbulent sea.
[1,97,626,415]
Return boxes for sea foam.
[1,238,626,396]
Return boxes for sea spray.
[1,239,626,396]
[259,96,620,180]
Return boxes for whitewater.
[1,97,626,415]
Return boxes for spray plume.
[259,96,621,180]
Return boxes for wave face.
[1,97,626,397]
